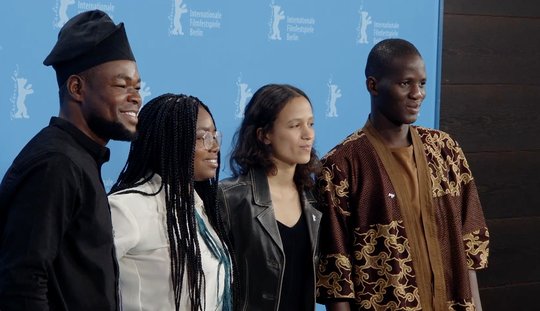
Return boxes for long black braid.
[194,108,240,311]
[110,93,232,310]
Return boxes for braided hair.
[110,93,230,311]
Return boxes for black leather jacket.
[218,168,321,311]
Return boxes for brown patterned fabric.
[316,122,489,311]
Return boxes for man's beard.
[87,115,138,142]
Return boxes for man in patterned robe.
[316,39,489,311]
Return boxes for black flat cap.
[44,10,136,86]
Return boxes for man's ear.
[256,128,271,145]
[366,76,378,95]
[66,75,84,102]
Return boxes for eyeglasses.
[196,130,222,150]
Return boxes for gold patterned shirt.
[316,122,489,311]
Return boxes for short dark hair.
[58,66,97,106]
[365,38,422,79]
[229,83,320,189]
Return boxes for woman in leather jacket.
[218,84,321,311]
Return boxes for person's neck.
[369,114,411,149]
[266,160,296,190]
[59,106,108,146]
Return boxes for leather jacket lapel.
[251,169,284,252]
[302,191,322,255]
[256,208,284,252]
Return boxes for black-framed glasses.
[196,130,222,150]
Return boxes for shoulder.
[11,126,74,164]
[5,148,82,190]
[109,178,162,208]
[217,173,258,212]
[108,189,142,207]
[28,124,82,154]
[323,128,369,161]
[413,126,466,158]
[413,126,475,179]
[320,129,374,173]
[218,173,252,193]
[414,126,460,145]
[12,125,97,177]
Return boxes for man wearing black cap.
[0,10,141,310]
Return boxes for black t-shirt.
[277,213,312,311]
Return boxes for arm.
[108,193,141,259]
[216,184,233,244]
[0,157,78,310]
[453,139,488,310]
[316,159,355,305]
[469,270,483,311]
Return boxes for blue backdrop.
[0,1,443,307]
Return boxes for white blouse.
[109,174,226,311]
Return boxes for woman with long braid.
[218,84,321,310]
[108,93,233,311]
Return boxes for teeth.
[124,111,137,117]
[207,159,217,163]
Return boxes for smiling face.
[193,106,219,181]
[79,59,142,144]
[261,96,315,169]
[371,54,426,126]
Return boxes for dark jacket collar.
[249,168,272,207]
[247,167,321,254]
[249,167,318,209]
[50,117,110,166]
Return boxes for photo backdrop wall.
[0,0,443,206]
[1,2,443,307]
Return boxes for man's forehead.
[386,55,425,76]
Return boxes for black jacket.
[0,117,119,310]
[218,168,321,311]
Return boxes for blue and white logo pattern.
[1,0,443,203]
[54,0,75,28]
[373,21,400,43]
[169,0,222,37]
[268,1,315,42]
[268,2,285,40]
[325,78,342,118]
[357,9,372,44]
[234,75,253,119]
[139,81,152,105]
[53,0,117,26]
[70,2,116,17]
[170,0,188,35]
[10,67,34,120]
